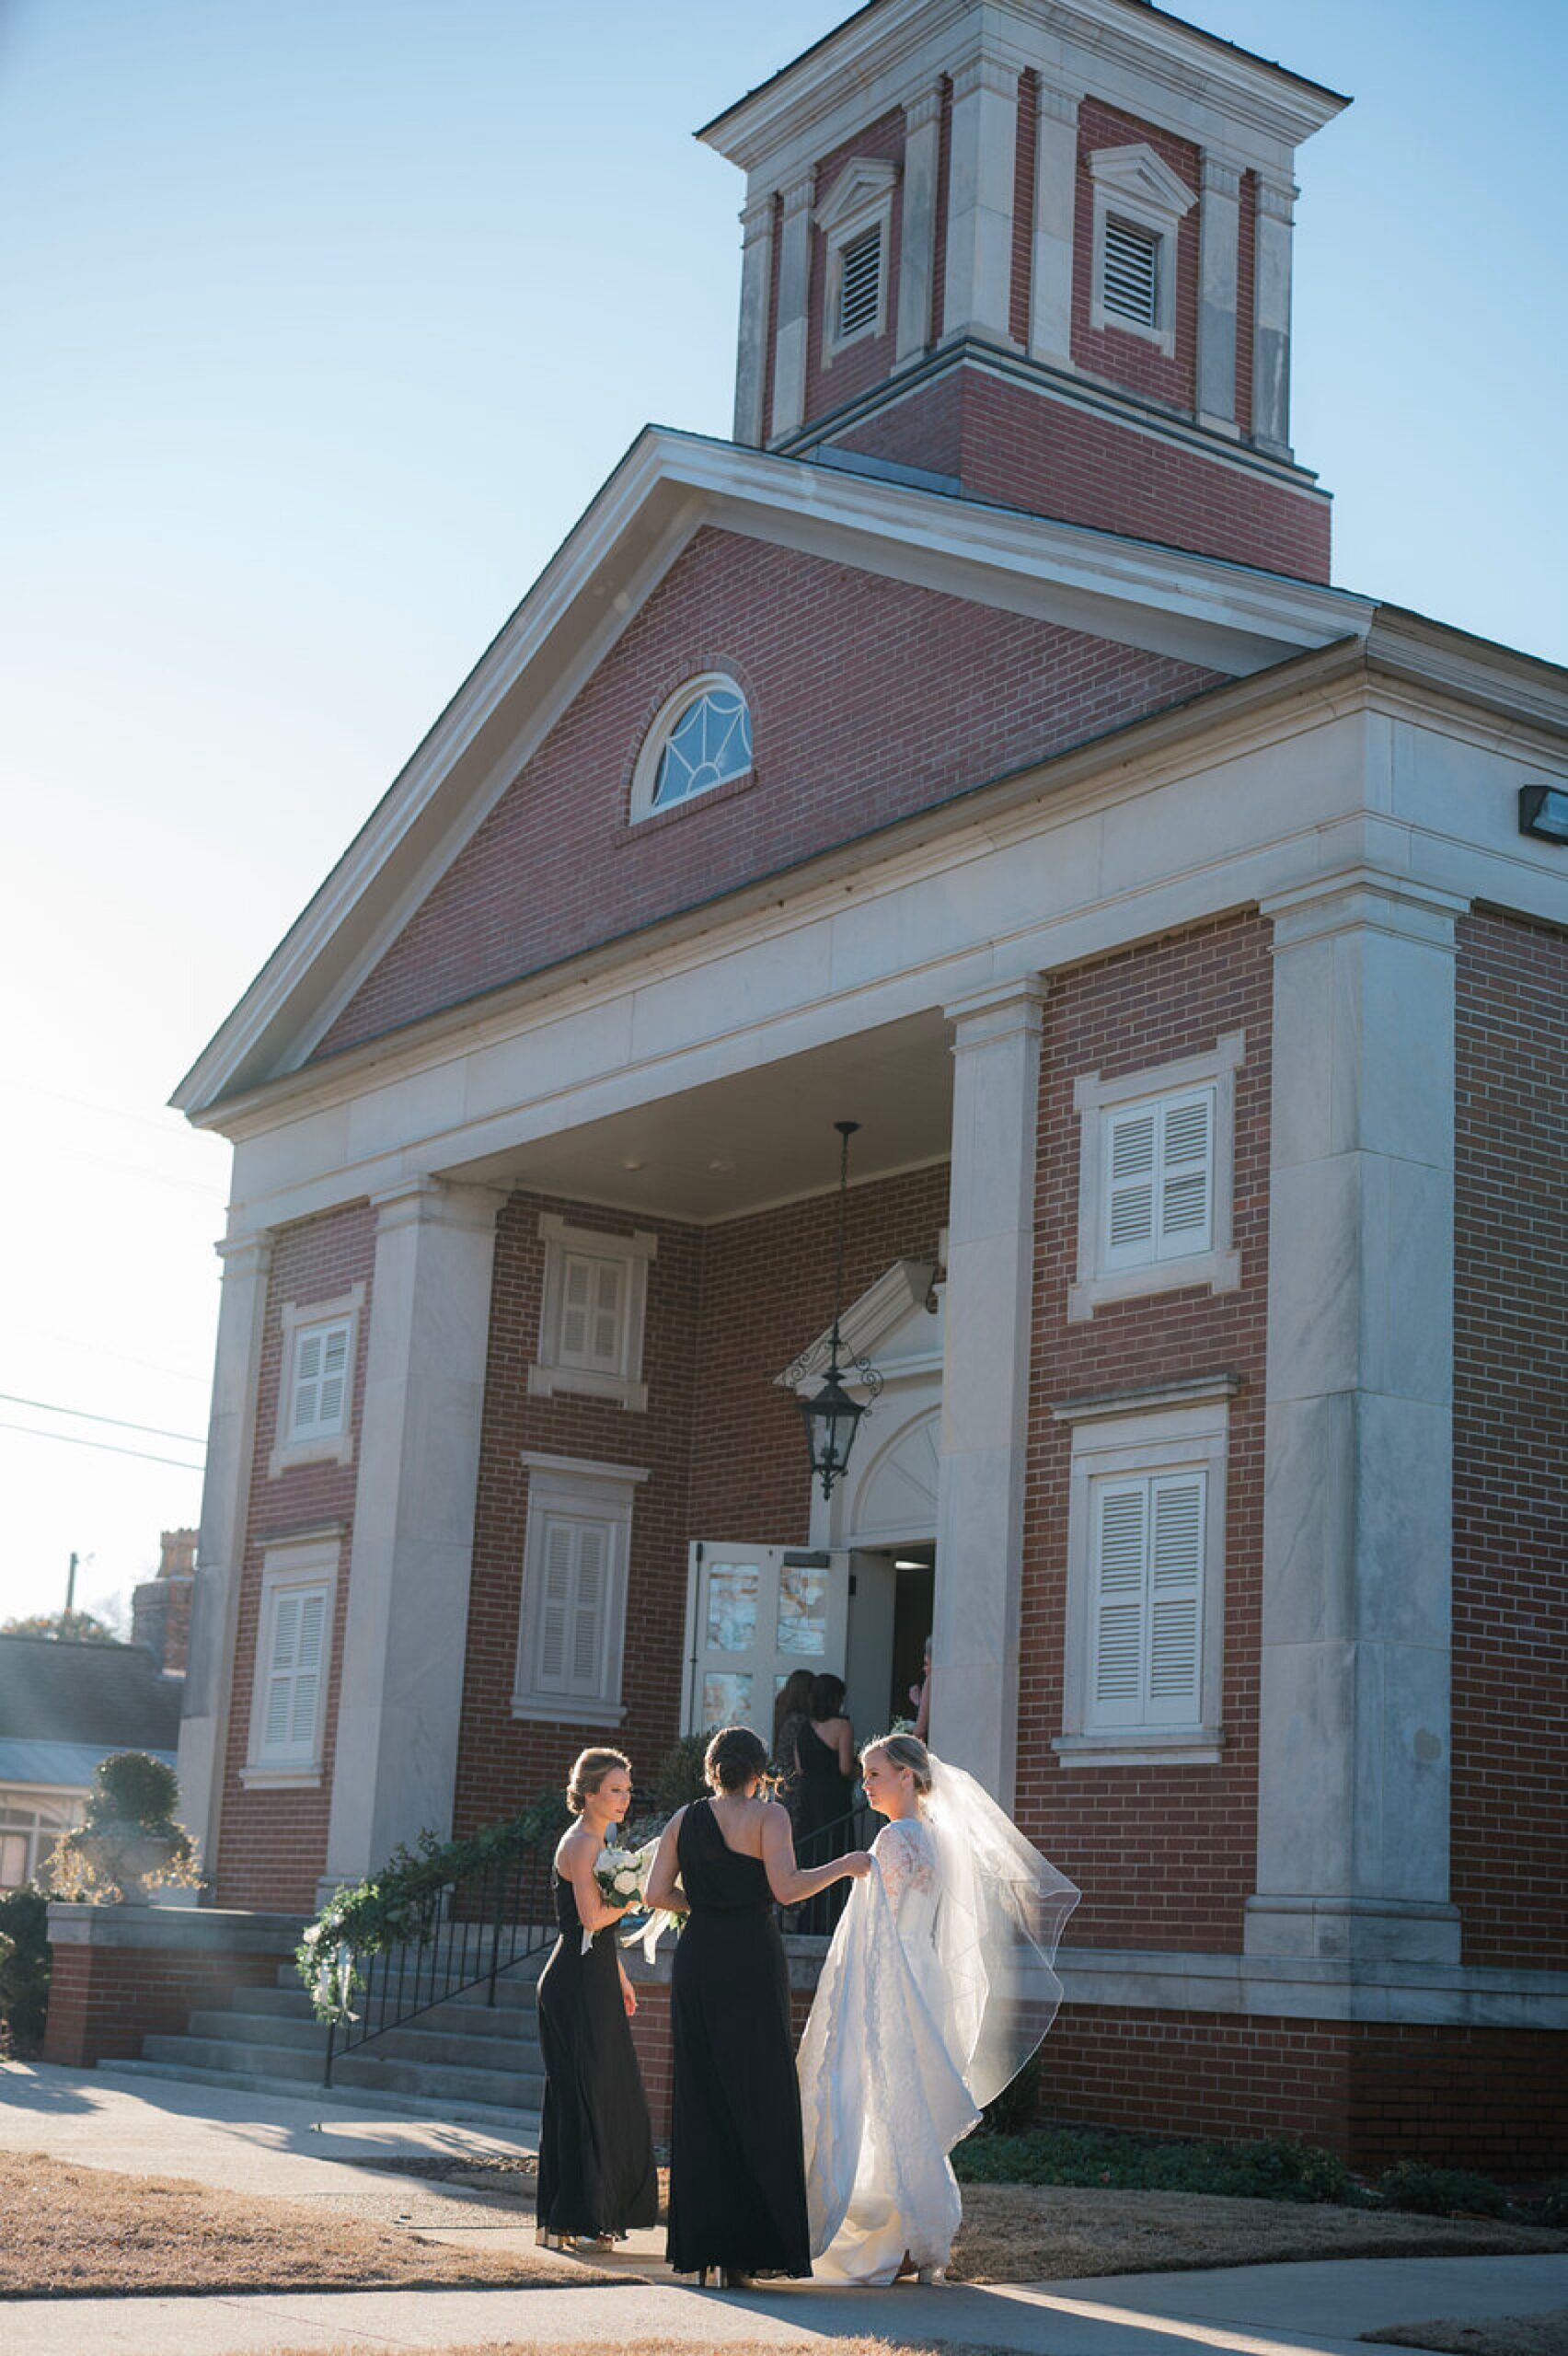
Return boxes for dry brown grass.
[948,2182,1568,2282]
[1366,2312,1568,2356]
[0,2154,624,2295]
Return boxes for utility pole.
[63,1551,78,1632]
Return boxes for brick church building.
[91,0,1568,2160]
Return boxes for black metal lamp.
[795,1121,882,1500]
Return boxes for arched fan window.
[632,674,754,820]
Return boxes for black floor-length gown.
[666,1797,812,2278]
[534,1873,657,2241]
[794,1721,854,1935]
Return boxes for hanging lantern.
[795,1121,882,1500]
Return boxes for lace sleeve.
[873,1819,935,1908]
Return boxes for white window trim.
[528,1213,655,1410]
[1088,143,1196,357]
[1069,1032,1244,1322]
[628,672,753,824]
[241,1530,340,1789]
[815,157,898,363]
[1053,1379,1234,1769]
[269,1284,364,1476]
[512,1452,648,1727]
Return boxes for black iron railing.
[783,1796,877,1936]
[323,1828,559,2085]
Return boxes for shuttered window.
[1089,1472,1205,1729]
[558,1253,625,1377]
[1102,1087,1215,1271]
[836,225,882,340]
[259,1582,329,1763]
[1101,214,1160,327]
[288,1316,352,1440]
[531,1514,611,1701]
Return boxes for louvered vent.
[1102,215,1159,327]
[837,226,882,339]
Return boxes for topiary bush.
[1376,2161,1511,2218]
[0,1886,52,2056]
[43,1751,202,1903]
[955,2121,1360,2206]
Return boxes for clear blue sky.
[1,0,1562,1629]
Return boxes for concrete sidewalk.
[5,2063,1565,2356]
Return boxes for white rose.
[613,1867,641,1897]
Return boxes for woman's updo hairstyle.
[704,1725,769,1795]
[862,1731,934,1797]
[566,1746,630,1815]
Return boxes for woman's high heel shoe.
[698,2265,755,2289]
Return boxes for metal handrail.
[782,1796,877,1935]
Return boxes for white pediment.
[777,1257,939,1392]
[1087,142,1197,223]
[814,156,899,234]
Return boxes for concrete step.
[140,2031,545,2113]
[185,2006,543,2073]
[96,2055,544,2137]
[243,1981,539,2047]
[275,1953,548,2004]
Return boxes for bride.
[797,1733,1078,2286]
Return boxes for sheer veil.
[920,1754,1080,2108]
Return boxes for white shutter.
[536,1519,575,1690]
[1147,1473,1204,1719]
[570,1524,607,1692]
[1104,1105,1158,1262]
[1090,1481,1148,1727]
[559,1257,594,1365]
[259,1580,330,1762]
[264,1592,301,1750]
[290,1331,323,1434]
[590,1263,622,1373]
[289,1317,352,1438]
[316,1324,350,1431]
[837,225,882,337]
[290,1588,328,1748]
[1158,1090,1214,1258]
[1102,215,1159,326]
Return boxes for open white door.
[683,1542,849,1738]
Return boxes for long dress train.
[665,1797,812,2277]
[534,1872,658,2241]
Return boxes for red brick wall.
[1041,2006,1568,2173]
[213,1203,376,1911]
[1009,72,1037,350]
[1451,911,1568,1970]
[802,110,905,430]
[1072,101,1200,413]
[451,1165,951,1831]
[1020,914,1273,1951]
[317,529,1221,1057]
[831,365,1332,579]
[1236,171,1257,439]
[43,1940,286,2069]
[930,79,951,343]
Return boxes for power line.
[0,1392,205,1446]
[0,1420,203,1473]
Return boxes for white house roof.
[173,424,1374,1120]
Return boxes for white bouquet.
[583,1843,647,1953]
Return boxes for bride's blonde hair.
[861,1732,933,1798]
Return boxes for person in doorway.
[794,1672,856,1934]
[645,1725,870,2287]
[772,1667,816,1831]
[908,1635,932,1740]
[534,1748,658,2251]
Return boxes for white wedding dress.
[798,1761,1078,2286]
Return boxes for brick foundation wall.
[1020,914,1272,1948]
[1451,910,1568,1970]
[214,1203,376,1911]
[831,365,1332,580]
[316,527,1222,1058]
[43,1906,302,2069]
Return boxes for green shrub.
[0,1886,52,2056]
[86,1750,181,1830]
[651,1730,718,1816]
[976,2050,1042,2138]
[44,1751,201,1903]
[1376,2161,1510,2218]
[1534,2177,1568,2227]
[954,2121,1359,2206]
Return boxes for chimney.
[131,1526,197,1675]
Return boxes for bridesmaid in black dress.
[794,1673,856,1935]
[644,1725,870,2288]
[534,1747,658,2250]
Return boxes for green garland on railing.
[297,1791,571,2024]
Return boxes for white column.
[932,976,1046,1806]
[1197,153,1241,434]
[1029,74,1079,368]
[732,191,775,448]
[322,1176,504,1897]
[177,1230,272,1880]
[942,45,1020,349]
[768,169,815,443]
[1252,173,1296,457]
[895,81,944,367]
[1248,874,1469,1967]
